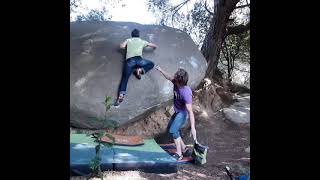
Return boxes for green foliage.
[148,0,250,77]
[104,120,119,130]
[218,30,250,84]
[70,0,81,13]
[221,32,250,64]
[91,131,106,140]
[88,95,118,179]
[97,132,116,148]
[104,96,112,112]
[76,9,108,22]
[190,1,212,42]
[71,0,124,22]
[89,145,103,179]
[88,118,119,130]
[104,133,115,144]
[90,156,102,173]
[90,130,111,179]
[147,0,214,46]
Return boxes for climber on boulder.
[115,28,157,107]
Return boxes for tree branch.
[171,0,190,12]
[227,46,232,73]
[226,22,250,36]
[220,42,229,67]
[235,4,250,9]
[221,41,228,58]
[231,56,235,69]
[170,0,190,27]
[233,37,241,59]
[205,0,214,16]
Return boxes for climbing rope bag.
[192,140,209,165]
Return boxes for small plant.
[88,95,118,180]
[89,131,115,179]
[104,96,112,112]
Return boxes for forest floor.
[71,104,250,180]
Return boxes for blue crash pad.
[70,134,177,175]
[113,139,177,173]
[70,134,114,175]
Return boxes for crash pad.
[160,143,194,164]
[70,134,113,176]
[70,133,177,175]
[113,139,177,173]
[100,133,144,146]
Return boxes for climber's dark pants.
[119,56,154,95]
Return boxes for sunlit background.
[70,0,250,87]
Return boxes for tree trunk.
[227,59,231,82]
[201,0,240,80]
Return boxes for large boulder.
[223,95,250,124]
[70,21,207,129]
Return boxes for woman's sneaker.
[182,148,192,157]
[172,153,183,161]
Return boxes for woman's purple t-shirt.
[173,84,192,112]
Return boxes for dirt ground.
[71,108,250,180]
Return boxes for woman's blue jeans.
[167,111,188,139]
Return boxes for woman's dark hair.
[174,68,189,86]
[131,29,140,37]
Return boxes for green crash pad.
[70,133,99,145]
[70,134,114,175]
[70,133,177,175]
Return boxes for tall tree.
[148,0,250,82]
[219,31,250,83]
[201,0,249,80]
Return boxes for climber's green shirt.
[124,37,149,60]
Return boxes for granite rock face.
[223,95,250,124]
[70,21,207,129]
